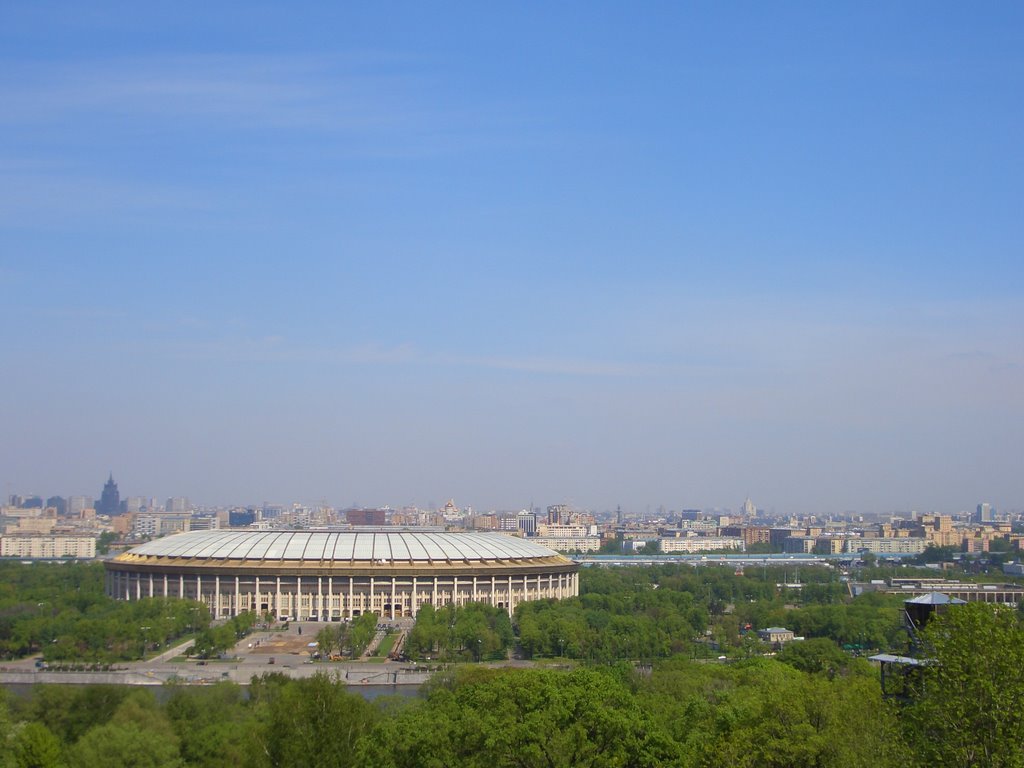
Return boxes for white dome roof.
[123,529,562,565]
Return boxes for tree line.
[3,602,1023,767]
[1,560,912,664]
[0,562,210,662]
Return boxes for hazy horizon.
[2,4,1022,517]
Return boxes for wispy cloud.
[0,52,539,224]
[0,53,532,148]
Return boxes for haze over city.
[2,4,1022,516]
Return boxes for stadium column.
[135,574,141,600]
[296,577,302,621]
[149,574,154,598]
[411,576,418,616]
[390,579,397,619]
[255,576,260,614]
[472,575,478,603]
[179,574,184,600]
[348,576,354,617]
[275,577,282,619]
[507,575,514,615]
[432,576,438,607]
[317,577,323,620]
[196,575,202,610]
[490,575,496,607]
[214,576,220,618]
[453,576,459,607]
[235,576,240,616]
[369,577,374,617]
[163,574,169,598]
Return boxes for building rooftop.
[119,529,563,565]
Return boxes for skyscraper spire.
[98,473,120,516]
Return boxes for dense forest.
[2,602,1023,767]
[399,562,910,663]
[4,560,1024,765]
[0,562,213,662]
[1,559,922,664]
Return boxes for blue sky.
[2,3,1022,515]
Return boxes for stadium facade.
[104,530,579,620]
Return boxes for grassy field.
[373,633,397,658]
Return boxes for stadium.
[104,529,579,620]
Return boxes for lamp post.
[140,626,151,659]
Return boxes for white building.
[532,536,602,553]
[0,535,96,559]
[658,536,743,553]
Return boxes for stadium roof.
[122,529,562,565]
[905,592,968,605]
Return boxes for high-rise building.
[123,496,148,513]
[976,503,993,524]
[741,498,756,518]
[46,496,67,516]
[97,473,120,516]
[166,497,191,513]
[547,504,570,525]
[67,496,93,516]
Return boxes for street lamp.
[140,626,151,659]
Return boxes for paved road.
[0,621,438,687]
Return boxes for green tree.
[316,626,337,657]
[637,541,661,556]
[9,722,64,768]
[68,722,181,768]
[356,667,680,768]
[95,532,118,556]
[904,602,1024,767]
[349,613,378,657]
[777,637,850,675]
[251,673,377,768]
[165,682,254,768]
[68,690,181,768]
[636,657,907,768]
[25,685,132,745]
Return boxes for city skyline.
[2,4,1022,515]
[2,472,1011,521]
